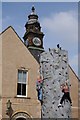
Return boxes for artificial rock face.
[39,48,71,118]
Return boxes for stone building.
[0,6,79,119]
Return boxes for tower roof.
[27,6,39,25]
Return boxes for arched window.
[11,112,31,120]
[16,118,26,120]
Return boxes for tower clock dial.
[33,37,41,46]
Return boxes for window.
[17,70,28,97]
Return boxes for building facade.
[0,7,79,119]
[0,26,41,119]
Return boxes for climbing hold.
[58,80,60,82]
[59,73,61,75]
[54,89,56,92]
[46,92,48,94]
[49,88,52,90]
[52,101,55,104]
[61,114,64,116]
[62,67,64,69]
[63,55,66,57]
[44,97,46,99]
[43,114,45,116]
[59,54,61,57]
[50,64,52,66]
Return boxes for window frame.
[17,69,28,98]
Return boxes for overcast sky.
[1,2,78,76]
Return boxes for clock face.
[33,37,41,46]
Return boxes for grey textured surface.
[40,48,71,118]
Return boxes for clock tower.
[23,6,44,62]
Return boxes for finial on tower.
[32,5,35,13]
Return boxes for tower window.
[17,70,28,97]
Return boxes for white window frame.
[17,69,28,97]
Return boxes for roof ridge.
[0,26,13,35]
[69,64,79,81]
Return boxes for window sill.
[14,96,31,99]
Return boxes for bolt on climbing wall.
[39,48,71,118]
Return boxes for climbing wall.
[40,48,71,118]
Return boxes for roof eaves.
[68,64,79,81]
[0,26,12,35]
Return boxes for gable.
[1,26,39,97]
[1,26,39,67]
